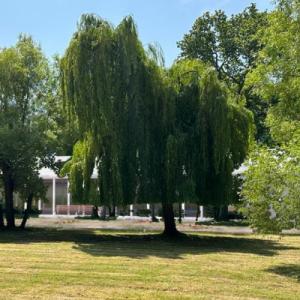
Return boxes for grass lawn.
[0,229,299,299]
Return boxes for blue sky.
[0,0,272,66]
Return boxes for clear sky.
[0,0,272,66]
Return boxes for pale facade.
[39,156,204,218]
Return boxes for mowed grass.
[0,229,299,299]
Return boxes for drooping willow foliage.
[61,14,253,234]
[60,133,96,204]
[167,60,254,209]
[61,15,149,209]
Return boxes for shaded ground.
[267,264,300,282]
[0,227,300,299]
[26,217,254,234]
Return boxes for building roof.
[39,156,70,180]
[39,156,99,180]
[232,164,248,176]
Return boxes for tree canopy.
[178,4,269,142]
[0,35,54,228]
[241,0,300,233]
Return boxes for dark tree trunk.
[92,205,99,219]
[178,203,182,224]
[20,193,33,229]
[0,204,4,229]
[162,202,178,236]
[99,206,107,219]
[151,204,158,222]
[3,173,15,229]
[109,205,116,217]
[214,205,229,221]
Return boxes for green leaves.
[167,61,253,207]
[178,4,269,142]
[61,14,151,206]
[241,145,300,233]
[0,36,54,216]
[178,4,267,90]
[61,14,253,218]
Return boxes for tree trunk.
[92,205,99,219]
[99,206,106,219]
[20,193,33,229]
[0,204,4,229]
[162,202,178,236]
[3,174,15,229]
[109,205,116,217]
[214,205,229,221]
[151,203,158,222]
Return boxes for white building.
[39,156,97,216]
[38,156,204,219]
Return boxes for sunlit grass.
[0,229,299,299]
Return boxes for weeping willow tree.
[167,60,254,221]
[61,14,171,229]
[60,133,96,203]
[196,70,254,219]
[61,14,253,236]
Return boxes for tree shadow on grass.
[0,228,297,259]
[266,264,300,282]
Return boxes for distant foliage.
[178,4,269,142]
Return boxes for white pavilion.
[38,156,205,219]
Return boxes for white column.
[67,180,71,215]
[181,202,185,219]
[52,178,56,216]
[146,203,150,210]
[130,204,133,217]
[200,205,204,219]
[24,202,27,210]
[38,199,42,211]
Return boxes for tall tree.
[61,14,174,232]
[0,35,53,228]
[242,0,300,233]
[168,60,253,220]
[61,14,142,217]
[61,15,253,235]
